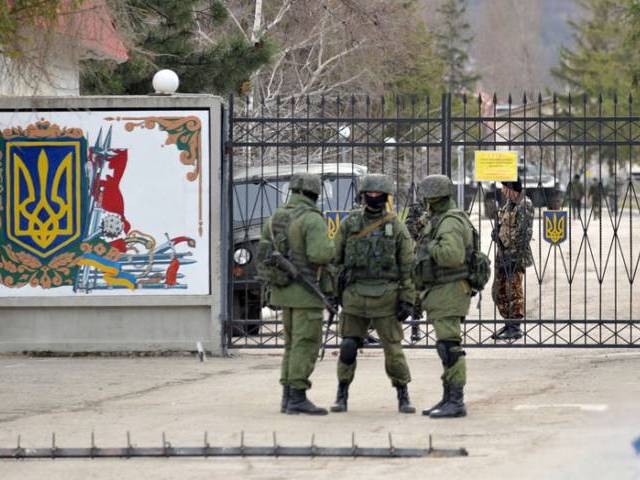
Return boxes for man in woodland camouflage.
[330,174,416,414]
[491,178,534,341]
[257,173,335,415]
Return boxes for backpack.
[257,204,312,287]
[417,210,491,294]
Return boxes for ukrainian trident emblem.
[4,139,85,258]
[324,211,350,240]
[543,210,568,245]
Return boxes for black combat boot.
[429,384,466,418]
[501,322,523,340]
[421,382,450,416]
[491,321,523,341]
[280,385,290,414]
[396,385,416,414]
[286,388,328,415]
[330,382,349,413]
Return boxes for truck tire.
[232,291,261,336]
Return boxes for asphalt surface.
[0,349,638,479]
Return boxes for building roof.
[56,0,128,63]
[6,0,128,63]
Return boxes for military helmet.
[359,174,393,194]
[289,173,322,196]
[418,174,453,200]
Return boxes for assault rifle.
[269,250,338,361]
[269,250,338,316]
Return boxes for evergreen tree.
[552,0,639,97]
[433,0,479,94]
[81,0,275,95]
[388,21,446,97]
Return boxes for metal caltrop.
[543,210,568,245]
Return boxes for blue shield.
[324,211,350,239]
[543,210,568,245]
[3,139,86,258]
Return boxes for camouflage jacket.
[496,194,533,269]
[334,207,415,318]
[258,193,335,309]
[417,198,474,318]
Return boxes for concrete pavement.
[0,349,639,479]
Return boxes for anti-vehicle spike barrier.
[0,431,468,459]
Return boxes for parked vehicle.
[231,163,367,335]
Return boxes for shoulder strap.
[349,212,397,240]
[434,209,471,232]
[269,204,311,252]
[434,210,477,249]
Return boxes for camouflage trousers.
[280,308,323,391]
[337,312,411,387]
[491,267,524,319]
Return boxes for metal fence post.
[441,93,452,177]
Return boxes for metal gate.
[225,93,640,348]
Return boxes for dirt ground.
[0,349,639,479]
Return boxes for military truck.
[231,163,368,334]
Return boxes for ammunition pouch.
[257,242,293,287]
[413,251,469,290]
[344,233,400,281]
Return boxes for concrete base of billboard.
[0,300,220,354]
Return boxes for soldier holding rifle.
[257,173,336,415]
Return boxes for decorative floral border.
[0,239,120,289]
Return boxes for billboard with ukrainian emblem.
[0,112,210,296]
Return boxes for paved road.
[0,349,638,479]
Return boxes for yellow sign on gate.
[474,151,518,182]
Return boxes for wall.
[0,38,81,96]
[0,95,225,354]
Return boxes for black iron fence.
[225,93,640,348]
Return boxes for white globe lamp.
[152,69,179,94]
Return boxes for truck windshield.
[233,176,358,225]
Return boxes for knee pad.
[435,340,466,368]
[339,337,360,365]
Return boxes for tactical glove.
[396,301,414,323]
[491,227,500,243]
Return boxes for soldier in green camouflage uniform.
[257,173,335,415]
[413,175,473,418]
[491,178,534,341]
[588,178,602,220]
[330,174,416,414]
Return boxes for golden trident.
[14,149,73,249]
[545,212,566,244]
